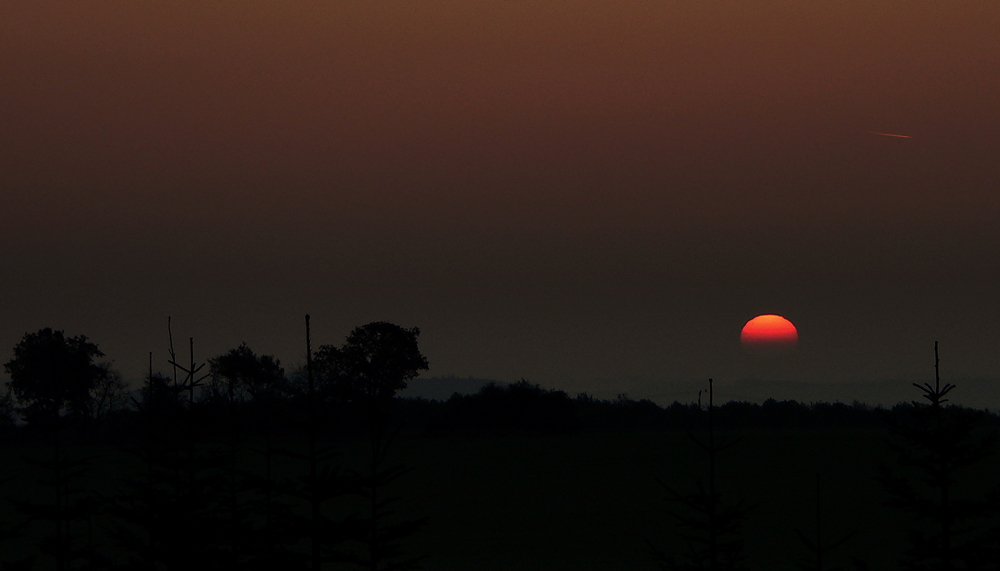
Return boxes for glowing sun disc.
[741,314,798,353]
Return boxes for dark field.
[4,423,997,570]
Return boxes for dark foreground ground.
[3,424,996,571]
[3,386,1000,570]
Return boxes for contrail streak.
[870,131,912,139]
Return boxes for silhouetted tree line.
[7,371,1000,443]
[4,328,1000,571]
[647,344,1000,571]
[417,387,1000,435]
[0,321,428,570]
[423,380,579,435]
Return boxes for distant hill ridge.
[399,375,497,401]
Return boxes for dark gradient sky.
[3,1,1000,402]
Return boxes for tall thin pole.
[708,378,716,571]
[147,352,155,554]
[934,341,940,399]
[934,340,951,567]
[168,317,178,391]
[147,352,154,411]
[306,315,315,474]
[306,314,320,571]
[188,338,196,407]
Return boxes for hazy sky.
[3,1,999,402]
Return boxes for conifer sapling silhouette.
[279,315,358,570]
[648,378,750,571]
[340,322,429,571]
[313,322,429,570]
[878,342,999,571]
[794,473,856,571]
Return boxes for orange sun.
[741,314,798,353]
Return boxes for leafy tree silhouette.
[877,342,999,571]
[794,473,856,571]
[315,321,429,571]
[3,328,108,570]
[208,342,294,569]
[4,328,107,425]
[648,378,750,571]
[209,343,286,405]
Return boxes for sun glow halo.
[741,314,798,353]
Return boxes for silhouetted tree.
[794,474,855,571]
[279,315,359,570]
[208,343,291,569]
[105,327,229,570]
[89,367,129,421]
[878,342,999,571]
[106,346,242,570]
[333,323,428,405]
[434,381,578,434]
[648,379,749,571]
[316,322,429,571]
[168,332,230,569]
[209,343,287,404]
[4,328,107,424]
[3,328,109,570]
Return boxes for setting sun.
[741,314,798,353]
